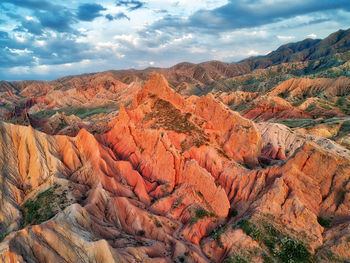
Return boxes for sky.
[0,0,350,81]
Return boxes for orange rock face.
[0,73,350,262]
[242,95,312,120]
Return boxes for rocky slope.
[2,29,349,123]
[0,74,349,262]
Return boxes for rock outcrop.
[0,74,349,262]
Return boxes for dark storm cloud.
[77,3,106,21]
[150,0,350,32]
[105,12,130,21]
[115,0,145,11]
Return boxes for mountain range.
[0,28,350,262]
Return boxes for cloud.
[77,3,106,21]
[1,0,56,11]
[105,12,130,21]
[105,14,114,21]
[277,35,296,41]
[14,19,44,35]
[307,33,317,38]
[149,0,350,33]
[247,50,260,56]
[153,9,168,14]
[0,31,10,42]
[0,31,97,69]
[35,9,76,32]
[115,0,145,11]
[1,0,350,81]
[2,2,78,34]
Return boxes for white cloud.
[247,50,259,56]
[14,34,26,42]
[307,33,317,38]
[36,40,46,46]
[7,48,32,55]
[277,35,296,41]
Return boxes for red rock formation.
[242,95,312,120]
[0,74,349,262]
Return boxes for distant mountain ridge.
[244,28,350,68]
[1,28,349,91]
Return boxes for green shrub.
[237,219,263,241]
[195,207,209,219]
[230,208,238,217]
[178,256,185,262]
[23,188,57,225]
[190,208,215,225]
[0,232,9,242]
[336,97,347,106]
[22,185,70,226]
[273,236,312,263]
[32,105,116,120]
[224,254,248,263]
[154,218,162,228]
[236,219,312,262]
[317,216,332,228]
[137,230,145,236]
[210,225,227,248]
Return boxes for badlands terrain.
[0,28,350,262]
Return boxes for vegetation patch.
[190,207,213,225]
[210,225,227,248]
[23,187,57,225]
[276,117,348,129]
[0,232,9,242]
[144,99,199,135]
[231,103,249,112]
[177,256,185,262]
[32,105,117,119]
[216,148,230,159]
[144,98,209,151]
[236,218,312,263]
[315,248,344,262]
[273,236,312,263]
[22,184,71,226]
[180,136,208,152]
[224,254,248,263]
[148,213,163,228]
[317,216,332,228]
[137,230,145,236]
[230,208,238,217]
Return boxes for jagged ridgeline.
[0,28,350,262]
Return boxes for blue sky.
[0,0,349,81]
